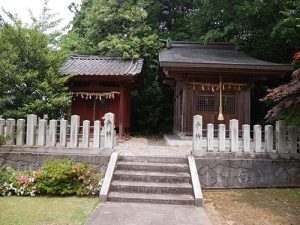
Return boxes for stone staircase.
[106,156,196,205]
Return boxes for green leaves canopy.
[0,20,71,118]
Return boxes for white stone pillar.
[48,119,57,147]
[265,125,273,152]
[276,120,285,153]
[0,118,5,136]
[104,113,115,149]
[254,125,262,152]
[193,115,203,153]
[207,123,214,152]
[26,114,37,146]
[288,126,297,153]
[82,120,90,148]
[59,119,67,147]
[16,119,25,146]
[242,124,250,152]
[93,120,101,148]
[37,119,47,146]
[6,119,15,145]
[218,124,226,152]
[230,119,239,152]
[70,115,80,148]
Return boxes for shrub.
[0,166,15,196]
[0,160,103,197]
[35,160,102,195]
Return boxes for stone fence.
[0,113,116,150]
[193,115,300,156]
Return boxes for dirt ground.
[203,189,300,225]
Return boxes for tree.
[187,0,300,63]
[68,0,173,134]
[261,53,300,125]
[0,9,71,119]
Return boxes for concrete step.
[107,192,195,205]
[111,180,193,195]
[114,170,191,183]
[116,161,189,173]
[118,156,188,164]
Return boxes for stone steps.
[117,161,189,173]
[107,192,195,205]
[107,156,196,206]
[111,180,193,194]
[114,170,191,183]
[118,156,188,164]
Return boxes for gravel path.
[115,137,192,156]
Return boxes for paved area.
[85,202,212,225]
[115,137,192,156]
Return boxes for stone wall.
[0,152,110,172]
[196,156,300,188]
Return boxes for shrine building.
[60,56,143,137]
[159,41,293,136]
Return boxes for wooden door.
[194,91,237,128]
[194,92,215,126]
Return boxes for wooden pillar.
[119,86,125,138]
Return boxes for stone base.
[0,151,111,172]
[195,157,300,188]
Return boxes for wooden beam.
[119,86,125,139]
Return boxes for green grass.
[0,196,99,225]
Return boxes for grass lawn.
[204,188,300,225]
[0,196,99,225]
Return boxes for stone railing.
[193,115,300,156]
[0,113,116,150]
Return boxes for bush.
[0,160,103,197]
[36,160,102,195]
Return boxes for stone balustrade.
[0,113,116,149]
[193,115,300,154]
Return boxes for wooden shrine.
[159,41,293,135]
[60,56,143,137]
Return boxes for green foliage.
[35,160,102,195]
[187,0,300,63]
[0,6,72,119]
[0,160,102,196]
[0,166,15,196]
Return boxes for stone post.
[93,120,101,148]
[59,119,67,147]
[242,124,250,152]
[207,123,214,152]
[276,120,285,153]
[37,119,47,146]
[48,120,57,147]
[265,125,273,152]
[104,113,115,149]
[0,118,5,136]
[16,119,25,146]
[218,124,226,152]
[193,115,203,153]
[230,119,239,152]
[70,115,80,148]
[6,119,15,145]
[288,126,297,153]
[26,114,37,146]
[254,125,262,152]
[82,120,90,148]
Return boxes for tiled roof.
[159,41,293,71]
[60,56,144,76]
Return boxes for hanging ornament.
[81,94,84,99]
[212,86,214,92]
[202,85,204,91]
[89,95,92,99]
